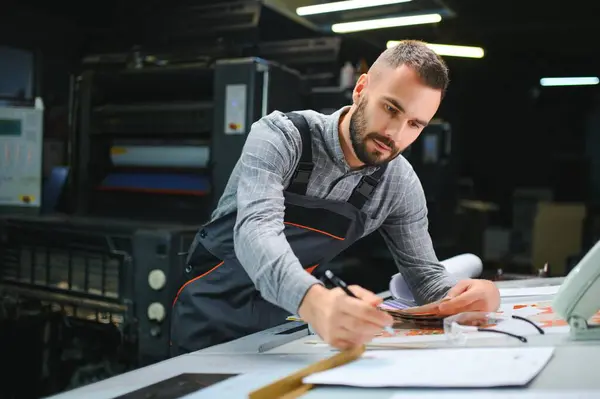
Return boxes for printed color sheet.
[498,300,600,329]
[383,299,600,337]
[375,300,600,343]
[301,299,600,346]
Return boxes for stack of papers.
[379,298,451,328]
[303,347,555,388]
[499,286,560,297]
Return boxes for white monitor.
[0,105,43,212]
[552,239,600,340]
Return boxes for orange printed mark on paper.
[538,319,568,328]
[380,328,444,338]
[480,323,498,329]
[404,328,444,336]
[537,306,554,315]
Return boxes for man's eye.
[385,104,396,114]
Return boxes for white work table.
[47,277,600,399]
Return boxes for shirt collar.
[324,106,379,175]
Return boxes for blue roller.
[99,173,210,195]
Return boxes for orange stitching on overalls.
[306,264,319,274]
[283,222,345,240]
[172,261,224,307]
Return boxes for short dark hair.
[379,40,449,97]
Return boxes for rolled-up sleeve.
[233,115,322,314]
[378,172,457,304]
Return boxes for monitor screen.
[0,118,22,136]
[0,46,34,100]
[422,133,439,163]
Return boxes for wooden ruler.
[304,339,429,349]
[248,345,365,399]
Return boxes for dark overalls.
[170,112,387,356]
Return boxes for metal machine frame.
[0,216,198,361]
[0,53,308,395]
[68,56,306,223]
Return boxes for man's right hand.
[298,284,394,350]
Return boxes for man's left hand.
[437,279,500,314]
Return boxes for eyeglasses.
[443,311,545,345]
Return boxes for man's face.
[349,64,442,166]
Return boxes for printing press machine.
[0,31,467,397]
[43,276,600,399]
[0,55,306,396]
[70,55,305,221]
[0,44,471,398]
[0,1,469,394]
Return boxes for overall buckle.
[355,175,378,197]
[293,162,313,184]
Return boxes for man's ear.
[352,73,368,104]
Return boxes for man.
[170,40,500,355]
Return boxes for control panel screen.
[0,118,22,136]
[0,107,42,208]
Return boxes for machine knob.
[147,302,166,322]
[150,326,161,337]
[148,269,166,290]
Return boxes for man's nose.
[385,120,409,142]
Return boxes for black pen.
[324,270,356,297]
[324,270,395,334]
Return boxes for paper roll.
[440,253,483,279]
[389,253,483,303]
[110,145,210,168]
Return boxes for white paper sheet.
[499,286,560,297]
[389,390,600,399]
[303,347,554,388]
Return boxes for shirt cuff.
[279,269,324,315]
[437,274,460,299]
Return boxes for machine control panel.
[0,105,43,209]
[224,84,247,135]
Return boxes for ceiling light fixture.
[297,0,412,16]
[387,41,485,58]
[332,13,441,33]
[539,77,599,87]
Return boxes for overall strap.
[285,112,313,195]
[347,163,388,210]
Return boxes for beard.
[349,98,399,166]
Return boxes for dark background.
[1,1,600,397]
[3,0,600,224]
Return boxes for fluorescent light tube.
[539,77,599,87]
[387,41,485,58]
[297,0,412,16]
[332,13,441,33]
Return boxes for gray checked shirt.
[212,106,457,315]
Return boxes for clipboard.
[248,345,365,399]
